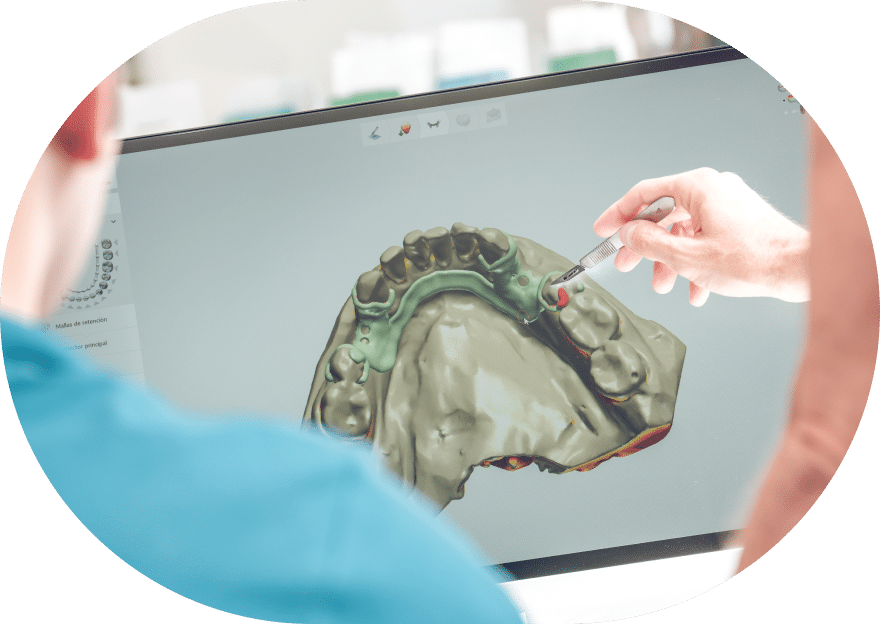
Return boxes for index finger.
[594,174,683,237]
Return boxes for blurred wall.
[121,1,720,137]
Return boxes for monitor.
[48,46,806,622]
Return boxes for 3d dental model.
[303,224,686,510]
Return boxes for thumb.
[619,220,699,273]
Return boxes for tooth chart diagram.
[61,217,129,310]
[303,225,686,509]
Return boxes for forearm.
[737,375,864,571]
[738,117,877,571]
[762,224,810,302]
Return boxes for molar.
[559,289,619,352]
[320,383,372,436]
[589,340,646,398]
[320,346,373,436]
[327,345,363,382]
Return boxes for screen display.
[49,49,807,571]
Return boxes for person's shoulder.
[1,313,92,395]
[1,313,55,359]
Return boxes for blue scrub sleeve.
[3,317,522,623]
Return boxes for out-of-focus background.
[119,0,724,138]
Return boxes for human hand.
[594,168,810,306]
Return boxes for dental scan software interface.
[48,52,806,570]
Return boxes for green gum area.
[334,235,563,382]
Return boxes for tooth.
[380,246,407,283]
[589,340,646,398]
[559,289,619,352]
[477,228,509,265]
[424,227,453,267]
[327,345,360,381]
[320,383,372,436]
[403,230,432,271]
[451,222,479,261]
[541,280,562,306]
[355,270,391,304]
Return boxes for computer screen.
[49,47,806,581]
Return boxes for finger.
[619,219,703,275]
[658,206,693,229]
[669,221,689,238]
[652,261,677,294]
[594,174,682,237]
[652,223,695,291]
[689,282,710,306]
[614,246,642,272]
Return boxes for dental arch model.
[304,224,686,510]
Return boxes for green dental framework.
[325,234,564,385]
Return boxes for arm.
[4,76,523,624]
[6,330,523,624]
[595,120,876,568]
[737,118,878,570]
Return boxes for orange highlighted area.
[478,423,672,475]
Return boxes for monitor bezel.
[121,46,744,154]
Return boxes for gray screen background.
[113,58,806,564]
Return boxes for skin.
[594,168,811,306]
[736,120,878,571]
[595,118,877,571]
[2,74,119,319]
[6,74,873,577]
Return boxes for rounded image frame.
[1,2,877,623]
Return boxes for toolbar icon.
[449,106,480,134]
[361,121,390,146]
[417,112,450,138]
[476,102,507,128]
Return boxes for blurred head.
[2,73,120,319]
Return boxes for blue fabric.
[2,316,521,624]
